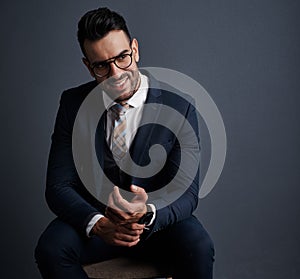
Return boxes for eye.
[94,63,106,69]
[118,54,127,60]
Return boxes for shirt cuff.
[146,203,156,227]
[86,214,104,237]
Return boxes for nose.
[109,62,123,79]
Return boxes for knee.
[188,222,214,258]
[35,233,61,265]
[35,220,82,266]
[173,217,215,260]
[173,222,215,278]
[194,230,215,259]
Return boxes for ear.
[131,38,140,63]
[82,57,95,78]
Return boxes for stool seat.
[83,257,172,279]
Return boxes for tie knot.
[110,103,129,116]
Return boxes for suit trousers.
[35,215,214,279]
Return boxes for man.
[35,7,214,279]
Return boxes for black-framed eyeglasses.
[90,50,133,78]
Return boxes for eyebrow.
[91,49,130,67]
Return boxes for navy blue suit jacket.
[46,73,200,237]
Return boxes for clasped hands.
[91,185,148,247]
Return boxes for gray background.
[1,0,299,278]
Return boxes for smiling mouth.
[110,76,128,88]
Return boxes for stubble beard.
[102,70,141,104]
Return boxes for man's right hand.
[91,217,145,247]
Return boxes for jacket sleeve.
[149,100,200,235]
[45,90,105,236]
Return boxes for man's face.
[83,30,140,104]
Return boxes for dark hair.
[77,7,131,56]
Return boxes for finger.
[108,190,133,218]
[117,225,144,236]
[110,200,146,217]
[113,186,123,200]
[113,238,140,247]
[113,188,134,213]
[113,187,129,208]
[123,222,145,230]
[106,207,129,224]
[105,210,122,224]
[130,185,148,202]
[108,212,142,225]
[115,232,140,242]
[130,185,146,194]
[106,206,142,225]
[107,192,122,211]
[107,206,129,220]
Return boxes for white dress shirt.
[86,73,156,236]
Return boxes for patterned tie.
[110,103,130,159]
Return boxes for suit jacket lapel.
[130,82,163,167]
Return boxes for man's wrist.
[86,214,104,237]
[91,216,107,236]
[138,204,156,226]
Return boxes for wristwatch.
[138,204,154,225]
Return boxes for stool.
[83,257,172,279]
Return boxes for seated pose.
[35,7,215,279]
